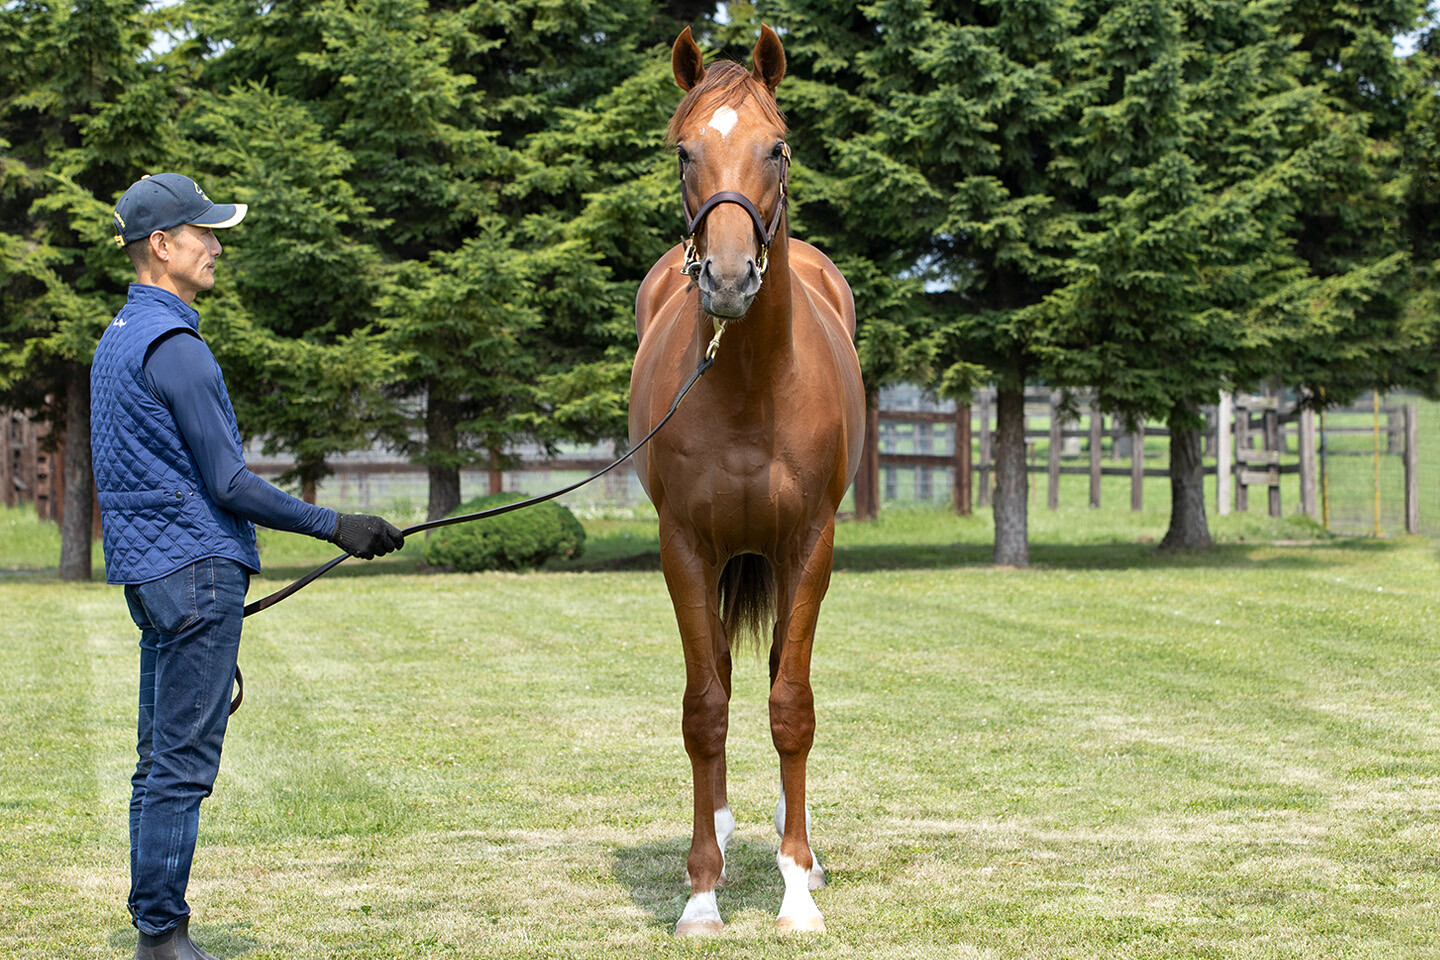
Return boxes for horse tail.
[719,553,776,652]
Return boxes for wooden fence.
[5,387,1424,536]
[853,386,1422,534]
[2,411,58,521]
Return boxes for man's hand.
[330,514,406,559]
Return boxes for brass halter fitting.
[706,315,727,360]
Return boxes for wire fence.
[1319,393,1440,537]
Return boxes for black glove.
[330,513,405,559]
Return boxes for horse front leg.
[769,521,836,933]
[659,534,731,936]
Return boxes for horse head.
[668,25,789,320]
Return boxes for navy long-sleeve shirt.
[143,329,338,539]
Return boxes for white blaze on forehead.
[704,106,739,139]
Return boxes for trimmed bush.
[421,492,585,572]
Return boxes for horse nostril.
[741,259,763,297]
[697,258,718,294]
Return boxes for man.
[92,173,406,960]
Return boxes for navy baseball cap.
[112,173,247,247]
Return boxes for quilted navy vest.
[91,284,261,584]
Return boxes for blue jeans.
[124,557,248,936]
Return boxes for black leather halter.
[678,142,790,276]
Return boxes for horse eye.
[771,142,786,159]
[677,146,690,164]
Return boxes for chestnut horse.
[628,26,865,936]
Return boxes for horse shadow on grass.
[610,834,794,932]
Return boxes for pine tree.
[1269,1,1438,411]
[181,0,704,520]
[1401,15,1440,354]
[178,80,394,501]
[0,0,183,578]
[1034,0,1330,549]
[763,0,1086,564]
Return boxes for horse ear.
[673,26,705,91]
[750,24,786,92]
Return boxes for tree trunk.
[992,384,1029,567]
[488,447,504,495]
[426,388,461,521]
[1160,406,1213,550]
[298,455,324,505]
[852,393,880,520]
[58,369,93,582]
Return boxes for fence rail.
[854,385,1425,535]
[4,387,1431,538]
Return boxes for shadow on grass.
[54,531,1396,595]
[108,920,261,958]
[556,535,1399,575]
[610,834,786,932]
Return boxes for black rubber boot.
[134,917,220,960]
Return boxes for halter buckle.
[679,236,702,277]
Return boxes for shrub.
[421,491,585,572]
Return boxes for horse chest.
[659,437,822,542]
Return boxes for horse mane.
[665,60,787,145]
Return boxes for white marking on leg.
[687,806,736,888]
[676,890,723,936]
[716,806,734,881]
[775,852,826,933]
[705,106,739,140]
[775,796,825,890]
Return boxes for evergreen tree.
[762,0,1085,565]
[0,0,183,578]
[1269,1,1438,418]
[179,80,394,501]
[181,0,705,520]
[1401,13,1440,352]
[1036,0,1330,549]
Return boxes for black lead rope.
[227,348,719,713]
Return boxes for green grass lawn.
[2,502,1438,958]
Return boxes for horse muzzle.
[696,255,763,318]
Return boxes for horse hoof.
[777,913,826,934]
[676,919,724,937]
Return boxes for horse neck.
[708,224,793,380]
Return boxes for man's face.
[156,224,222,301]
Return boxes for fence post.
[2,412,16,508]
[1235,399,1250,512]
[1089,404,1102,509]
[978,389,992,508]
[34,422,56,522]
[954,403,972,517]
[924,420,937,500]
[1048,390,1061,510]
[1217,392,1233,515]
[1299,406,1317,519]
[1372,390,1382,537]
[1405,403,1419,534]
[1131,426,1144,511]
[1264,392,1281,518]
[1320,406,1329,530]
